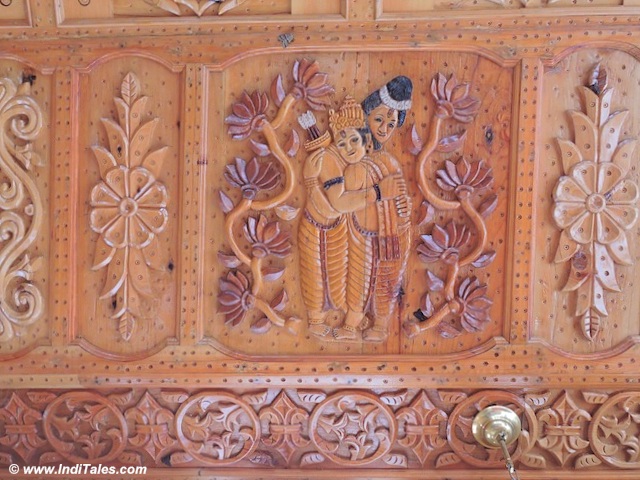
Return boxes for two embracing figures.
[298,76,412,342]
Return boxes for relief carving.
[89,72,169,341]
[551,64,638,341]
[404,73,497,339]
[0,78,45,343]
[145,0,248,16]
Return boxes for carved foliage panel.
[0,60,51,357]
[533,49,640,355]
[0,388,639,471]
[204,51,512,357]
[73,56,180,358]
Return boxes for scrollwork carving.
[89,72,169,341]
[0,393,46,464]
[0,78,45,343]
[259,391,309,465]
[551,64,639,341]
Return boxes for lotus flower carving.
[224,157,280,200]
[436,156,493,198]
[218,270,254,326]
[431,73,480,123]
[290,59,334,111]
[225,91,270,140]
[243,214,292,259]
[452,276,492,333]
[418,221,470,265]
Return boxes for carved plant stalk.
[0,79,45,342]
[89,73,169,341]
[220,59,333,334]
[404,73,496,339]
[551,64,639,341]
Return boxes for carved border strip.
[0,388,638,470]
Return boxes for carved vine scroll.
[551,64,639,341]
[0,78,45,343]
[89,72,169,341]
[403,73,497,339]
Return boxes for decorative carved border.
[1,388,639,471]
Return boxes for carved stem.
[270,94,296,131]
[224,197,252,266]
[416,117,459,211]
[251,257,263,295]
[252,121,295,210]
[445,261,460,301]
[253,297,286,327]
[458,196,488,268]
[404,303,452,338]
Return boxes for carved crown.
[328,96,365,138]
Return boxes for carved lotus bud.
[225,91,270,140]
[218,270,254,326]
[418,221,470,265]
[243,214,291,259]
[454,276,492,333]
[431,73,480,123]
[224,157,280,200]
[291,59,334,111]
[436,156,493,198]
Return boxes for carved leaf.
[437,321,461,338]
[383,453,408,467]
[435,451,462,468]
[380,390,408,406]
[275,205,300,221]
[121,73,140,106]
[554,229,580,263]
[477,193,498,218]
[39,452,64,465]
[420,293,434,318]
[251,317,272,334]
[118,451,143,466]
[407,124,423,155]
[219,190,235,213]
[581,310,601,342]
[270,289,288,312]
[589,63,608,94]
[271,74,286,107]
[250,451,275,466]
[286,129,300,157]
[242,391,268,405]
[146,0,182,15]
[250,139,271,157]
[300,452,326,466]
[575,454,602,469]
[417,200,435,226]
[107,390,134,406]
[158,390,190,403]
[298,391,326,403]
[425,270,444,292]
[26,391,57,404]
[119,312,135,342]
[557,139,583,174]
[218,0,248,15]
[583,391,610,404]
[437,132,467,153]
[612,139,637,174]
[169,451,193,465]
[600,111,629,164]
[525,391,551,407]
[438,391,467,404]
[520,452,547,469]
[218,251,242,268]
[471,250,496,268]
[262,266,285,281]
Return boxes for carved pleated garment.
[298,212,348,315]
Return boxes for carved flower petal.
[92,236,116,271]
[450,83,470,103]
[570,162,597,196]
[136,207,168,235]
[431,224,449,249]
[99,247,127,298]
[568,211,594,244]
[105,165,128,199]
[554,176,588,203]
[103,216,128,248]
[130,167,155,199]
[603,206,637,230]
[608,179,639,204]
[597,163,624,195]
[128,215,154,249]
[90,207,119,234]
[136,182,168,208]
[142,234,165,271]
[128,247,154,296]
[91,182,122,207]
[607,232,633,266]
[553,202,586,229]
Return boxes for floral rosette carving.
[259,391,310,464]
[42,392,127,464]
[590,392,640,468]
[219,59,334,335]
[175,392,260,465]
[404,73,497,339]
[89,73,169,341]
[308,392,396,466]
[0,393,47,464]
[551,64,639,341]
[0,78,45,343]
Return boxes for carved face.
[335,128,366,164]
[368,105,398,145]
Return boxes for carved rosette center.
[118,197,139,218]
[585,193,606,213]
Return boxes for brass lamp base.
[472,405,522,448]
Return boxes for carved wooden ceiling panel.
[1,0,640,478]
